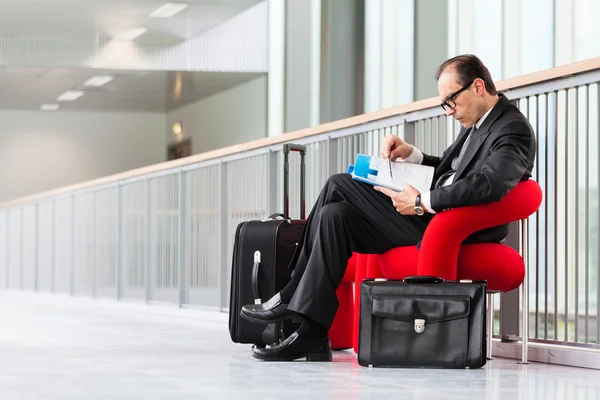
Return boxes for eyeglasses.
[440,81,474,111]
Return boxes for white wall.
[166,76,267,154]
[0,110,166,202]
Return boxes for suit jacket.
[421,94,536,243]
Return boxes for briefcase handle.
[403,276,444,284]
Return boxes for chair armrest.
[417,180,542,279]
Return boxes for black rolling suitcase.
[229,143,307,347]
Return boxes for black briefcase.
[358,276,487,369]
[228,144,307,347]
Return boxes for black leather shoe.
[252,332,332,362]
[240,293,297,324]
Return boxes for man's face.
[438,71,480,128]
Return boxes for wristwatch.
[414,194,424,216]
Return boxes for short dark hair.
[435,54,497,95]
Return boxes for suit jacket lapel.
[453,94,510,181]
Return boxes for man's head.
[436,54,499,128]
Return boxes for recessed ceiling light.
[115,28,147,40]
[57,91,84,101]
[41,104,59,111]
[172,122,183,135]
[150,3,189,18]
[84,75,113,87]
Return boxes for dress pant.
[287,173,433,329]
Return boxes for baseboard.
[492,340,600,370]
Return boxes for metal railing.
[0,60,599,357]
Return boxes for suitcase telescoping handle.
[283,143,306,220]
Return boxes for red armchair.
[328,253,358,350]
[329,179,543,358]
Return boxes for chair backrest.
[423,179,543,241]
[417,179,543,278]
[477,179,543,223]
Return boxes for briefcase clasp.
[414,319,426,333]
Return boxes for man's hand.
[380,135,413,161]
[374,184,422,215]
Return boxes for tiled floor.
[1,291,599,400]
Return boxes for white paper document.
[348,154,435,194]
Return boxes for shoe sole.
[252,352,333,362]
[240,310,302,325]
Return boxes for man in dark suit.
[240,54,536,362]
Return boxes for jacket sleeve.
[429,120,533,212]
[422,153,442,169]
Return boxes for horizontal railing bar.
[219,147,272,164]
[328,114,407,139]
[502,70,600,102]
[403,106,446,123]
[526,337,600,350]
[179,157,224,172]
[265,134,330,150]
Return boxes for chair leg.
[519,218,530,365]
[487,292,494,360]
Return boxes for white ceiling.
[0,66,264,112]
[0,0,264,42]
[0,1,266,113]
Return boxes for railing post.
[403,120,417,146]
[500,222,521,341]
[116,185,123,300]
[146,179,153,304]
[92,192,97,298]
[267,149,279,215]
[70,195,75,296]
[5,210,9,289]
[51,200,56,293]
[220,161,230,311]
[520,218,530,364]
[487,293,495,360]
[327,137,339,176]
[34,203,39,292]
[20,206,24,290]
[178,170,188,307]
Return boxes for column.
[414,0,448,100]
[268,0,285,137]
[320,0,365,123]
[363,0,382,113]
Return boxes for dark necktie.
[435,125,477,189]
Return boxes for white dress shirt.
[400,106,494,214]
